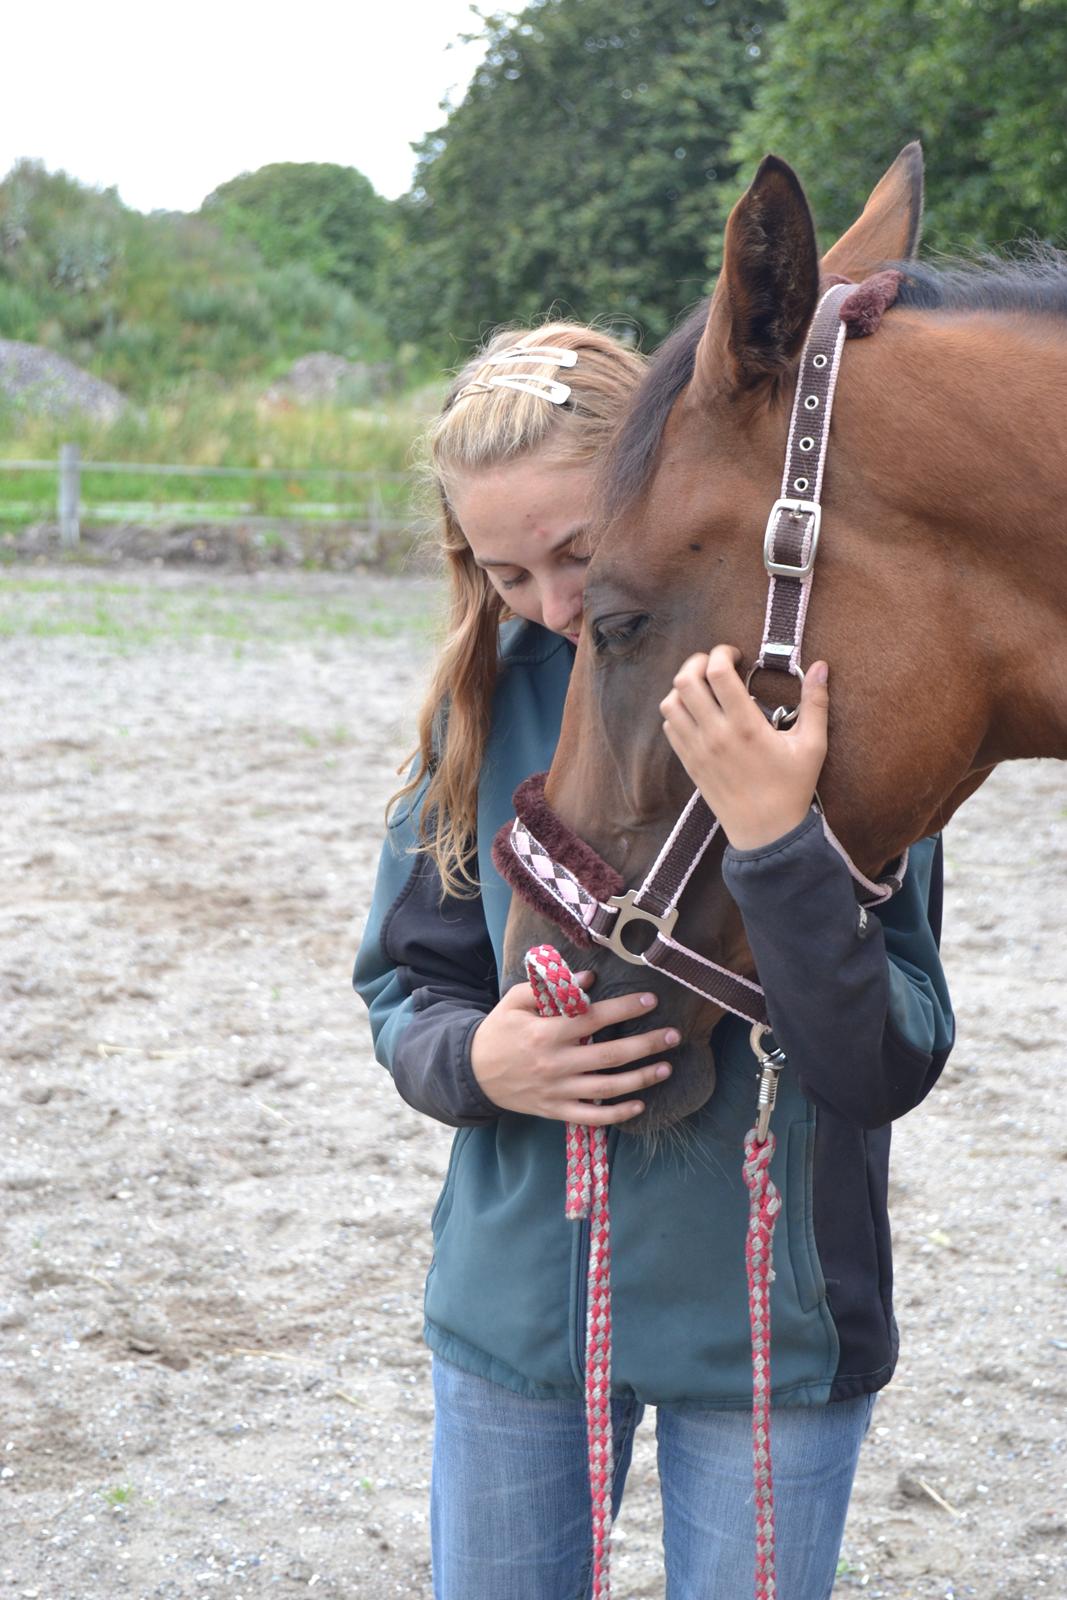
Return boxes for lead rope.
[743,1129,782,1599]
[526,944,786,1600]
[525,944,614,1600]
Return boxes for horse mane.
[891,247,1067,318]
[601,247,1067,523]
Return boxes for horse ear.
[695,155,820,397]
[820,142,924,280]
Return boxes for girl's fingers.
[793,660,830,751]
[560,1098,647,1127]
[703,645,749,714]
[508,979,545,1012]
[558,987,659,1039]
[665,653,721,724]
[566,1025,679,1075]
[659,685,701,732]
[567,1060,671,1100]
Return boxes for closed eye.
[591,612,650,656]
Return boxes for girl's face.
[450,455,595,644]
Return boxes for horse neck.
[845,311,1067,761]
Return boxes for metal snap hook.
[749,1023,788,1143]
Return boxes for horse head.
[504,144,1067,1129]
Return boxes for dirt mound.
[263,351,393,407]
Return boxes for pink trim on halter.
[510,773,626,901]
[650,933,765,1019]
[491,775,625,949]
[641,789,722,913]
[819,816,909,904]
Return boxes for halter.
[494,278,909,1040]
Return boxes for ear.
[694,156,819,397]
[821,142,924,280]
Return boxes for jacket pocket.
[785,1118,827,1314]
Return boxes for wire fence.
[0,445,412,547]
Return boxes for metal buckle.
[763,498,822,578]
[591,890,679,966]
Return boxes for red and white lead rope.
[525,943,614,1600]
[743,1126,782,1600]
[525,943,782,1600]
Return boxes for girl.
[354,323,953,1599]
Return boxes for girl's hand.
[659,645,829,851]
[470,973,676,1125]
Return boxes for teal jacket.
[354,621,954,1406]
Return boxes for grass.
[0,381,438,532]
[0,573,438,647]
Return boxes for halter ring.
[591,890,679,965]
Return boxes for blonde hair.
[392,321,646,896]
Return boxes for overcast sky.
[3,1,511,213]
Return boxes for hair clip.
[451,372,572,405]
[487,374,572,404]
[483,345,579,370]
[450,344,579,407]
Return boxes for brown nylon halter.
[494,279,908,1033]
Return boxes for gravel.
[1,564,1063,1598]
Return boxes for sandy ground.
[1,564,1064,1600]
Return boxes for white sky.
[3,1,512,213]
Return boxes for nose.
[541,578,583,636]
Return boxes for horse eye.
[591,612,650,656]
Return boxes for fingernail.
[655,1063,671,1079]
[664,1028,681,1046]
[813,662,828,684]
[640,993,657,1008]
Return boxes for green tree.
[387,0,784,355]
[202,162,391,302]
[0,161,391,398]
[732,0,1067,252]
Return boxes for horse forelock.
[599,302,707,527]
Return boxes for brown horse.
[505,144,1067,1129]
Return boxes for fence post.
[369,476,384,561]
[58,443,81,547]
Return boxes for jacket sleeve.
[721,811,955,1128]
[353,798,502,1128]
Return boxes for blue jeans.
[431,1357,875,1600]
